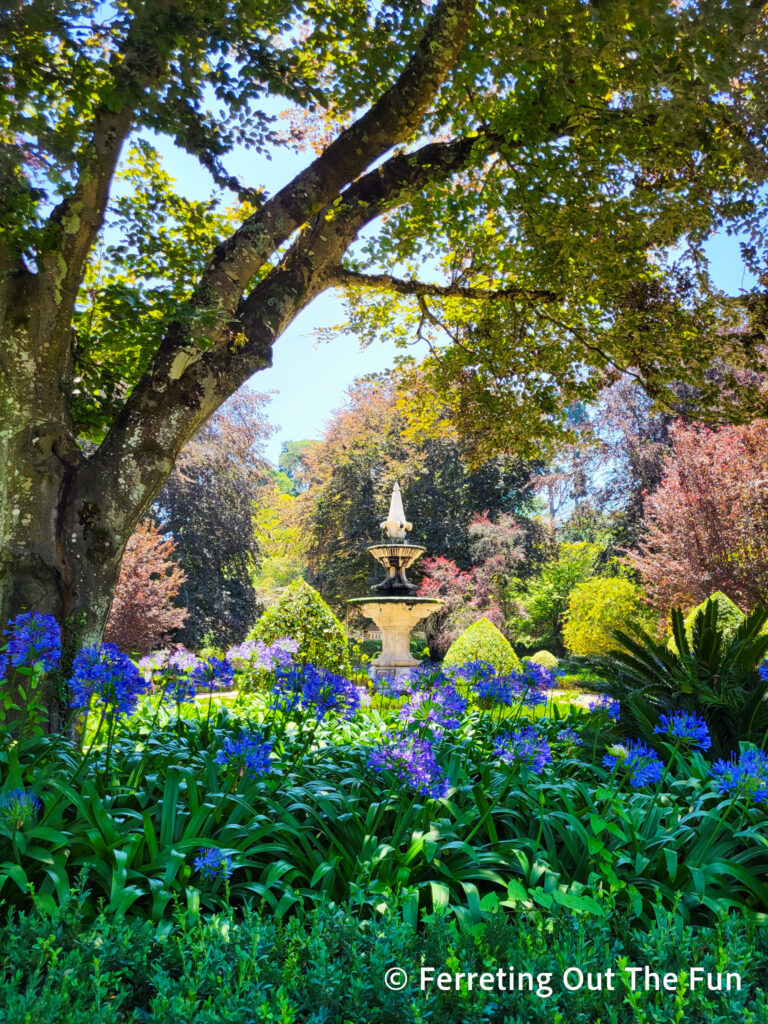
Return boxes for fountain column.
[347,483,444,679]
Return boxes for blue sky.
[146,113,757,464]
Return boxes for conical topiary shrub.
[443,617,522,675]
[668,591,747,653]
[249,579,351,675]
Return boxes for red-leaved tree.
[419,512,524,656]
[105,521,188,655]
[629,419,768,611]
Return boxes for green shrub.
[527,650,559,669]
[564,576,655,657]
[668,591,746,653]
[249,579,351,675]
[443,617,522,674]
[1,894,766,1023]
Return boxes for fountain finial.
[380,481,412,541]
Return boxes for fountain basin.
[349,596,443,678]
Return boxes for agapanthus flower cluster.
[271,664,360,721]
[0,788,42,829]
[137,651,168,683]
[191,656,235,692]
[473,673,516,708]
[520,662,559,690]
[4,610,61,673]
[70,643,149,718]
[404,662,450,691]
[368,735,450,799]
[557,727,584,747]
[654,711,712,751]
[449,660,498,686]
[589,695,620,721]
[603,740,663,788]
[194,847,231,881]
[167,648,201,673]
[226,637,298,673]
[710,748,768,803]
[514,676,548,708]
[494,728,553,773]
[216,731,274,777]
[399,684,468,736]
[225,640,259,667]
[0,654,7,681]
[162,674,197,703]
[257,637,299,671]
[456,662,516,709]
[758,661,768,684]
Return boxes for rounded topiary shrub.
[527,650,559,669]
[563,576,655,657]
[443,617,522,675]
[682,591,745,646]
[249,579,351,675]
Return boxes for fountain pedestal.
[348,596,442,678]
[347,482,443,681]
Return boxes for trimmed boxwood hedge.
[443,617,522,675]
[1,895,766,1023]
[249,579,351,675]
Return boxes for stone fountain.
[348,482,443,679]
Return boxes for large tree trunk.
[0,294,130,723]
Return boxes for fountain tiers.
[347,482,443,679]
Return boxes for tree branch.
[195,0,475,316]
[83,132,486,530]
[84,109,573,538]
[329,267,559,303]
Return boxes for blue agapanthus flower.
[70,643,149,717]
[603,740,663,787]
[404,662,451,690]
[654,711,712,751]
[0,654,7,680]
[4,610,61,673]
[0,788,42,829]
[758,661,768,684]
[191,656,235,692]
[216,731,274,777]
[450,659,498,682]
[226,637,298,672]
[471,666,516,708]
[494,727,553,773]
[368,735,450,799]
[162,674,197,703]
[711,747,768,803]
[271,665,359,721]
[520,662,559,690]
[400,685,468,735]
[168,648,201,673]
[589,695,621,721]
[137,651,168,683]
[557,727,584,747]
[194,847,232,881]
